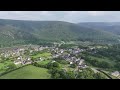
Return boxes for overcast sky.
[0,11,120,23]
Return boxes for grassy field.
[0,63,6,73]
[0,60,15,73]
[37,60,51,65]
[0,65,51,79]
[31,52,52,59]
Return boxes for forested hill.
[78,22,120,35]
[0,19,119,47]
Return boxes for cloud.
[0,11,120,23]
[40,11,52,16]
[87,11,105,16]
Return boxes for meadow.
[0,65,51,79]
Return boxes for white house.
[79,59,85,65]
[111,71,120,77]
[70,62,73,64]
[51,61,56,63]
[14,60,22,65]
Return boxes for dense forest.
[0,19,120,47]
[82,44,120,71]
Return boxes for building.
[14,60,22,65]
[111,71,120,77]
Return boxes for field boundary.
[0,64,31,77]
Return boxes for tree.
[53,73,61,79]
[66,70,75,79]
[114,63,120,70]
[94,72,106,79]
[46,62,60,69]
[31,57,35,63]
[70,64,77,68]
[53,62,60,68]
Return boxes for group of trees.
[90,44,120,61]
[70,64,77,68]
[84,56,112,69]
[32,61,60,69]
[49,67,107,79]
[32,57,107,79]
[82,44,120,71]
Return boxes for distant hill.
[0,19,119,47]
[78,22,120,35]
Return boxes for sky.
[0,11,120,23]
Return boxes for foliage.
[46,62,60,69]
[49,67,107,79]
[70,64,77,68]
[0,19,119,47]
[85,56,112,69]
[77,68,107,79]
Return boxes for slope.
[79,22,120,35]
[0,19,119,47]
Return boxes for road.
[90,67,113,79]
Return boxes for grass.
[0,60,14,73]
[0,65,51,79]
[0,63,6,73]
[31,52,52,59]
[37,60,51,65]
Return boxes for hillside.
[0,19,119,47]
[79,22,120,35]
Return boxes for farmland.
[0,65,51,79]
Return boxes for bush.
[93,72,106,79]
[46,62,60,69]
[56,60,69,64]
[53,62,59,67]
[70,64,77,68]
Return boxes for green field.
[0,65,51,79]
[37,60,51,65]
[31,52,52,59]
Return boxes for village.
[0,44,120,79]
[0,44,88,70]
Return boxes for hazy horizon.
[0,11,120,23]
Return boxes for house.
[27,57,31,61]
[60,49,64,53]
[78,64,87,69]
[53,54,59,58]
[39,58,43,61]
[30,50,33,53]
[70,62,73,64]
[51,61,56,63]
[14,60,22,65]
[111,71,120,77]
[78,59,85,65]
[19,48,25,51]
[24,60,32,64]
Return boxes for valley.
[0,18,120,79]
